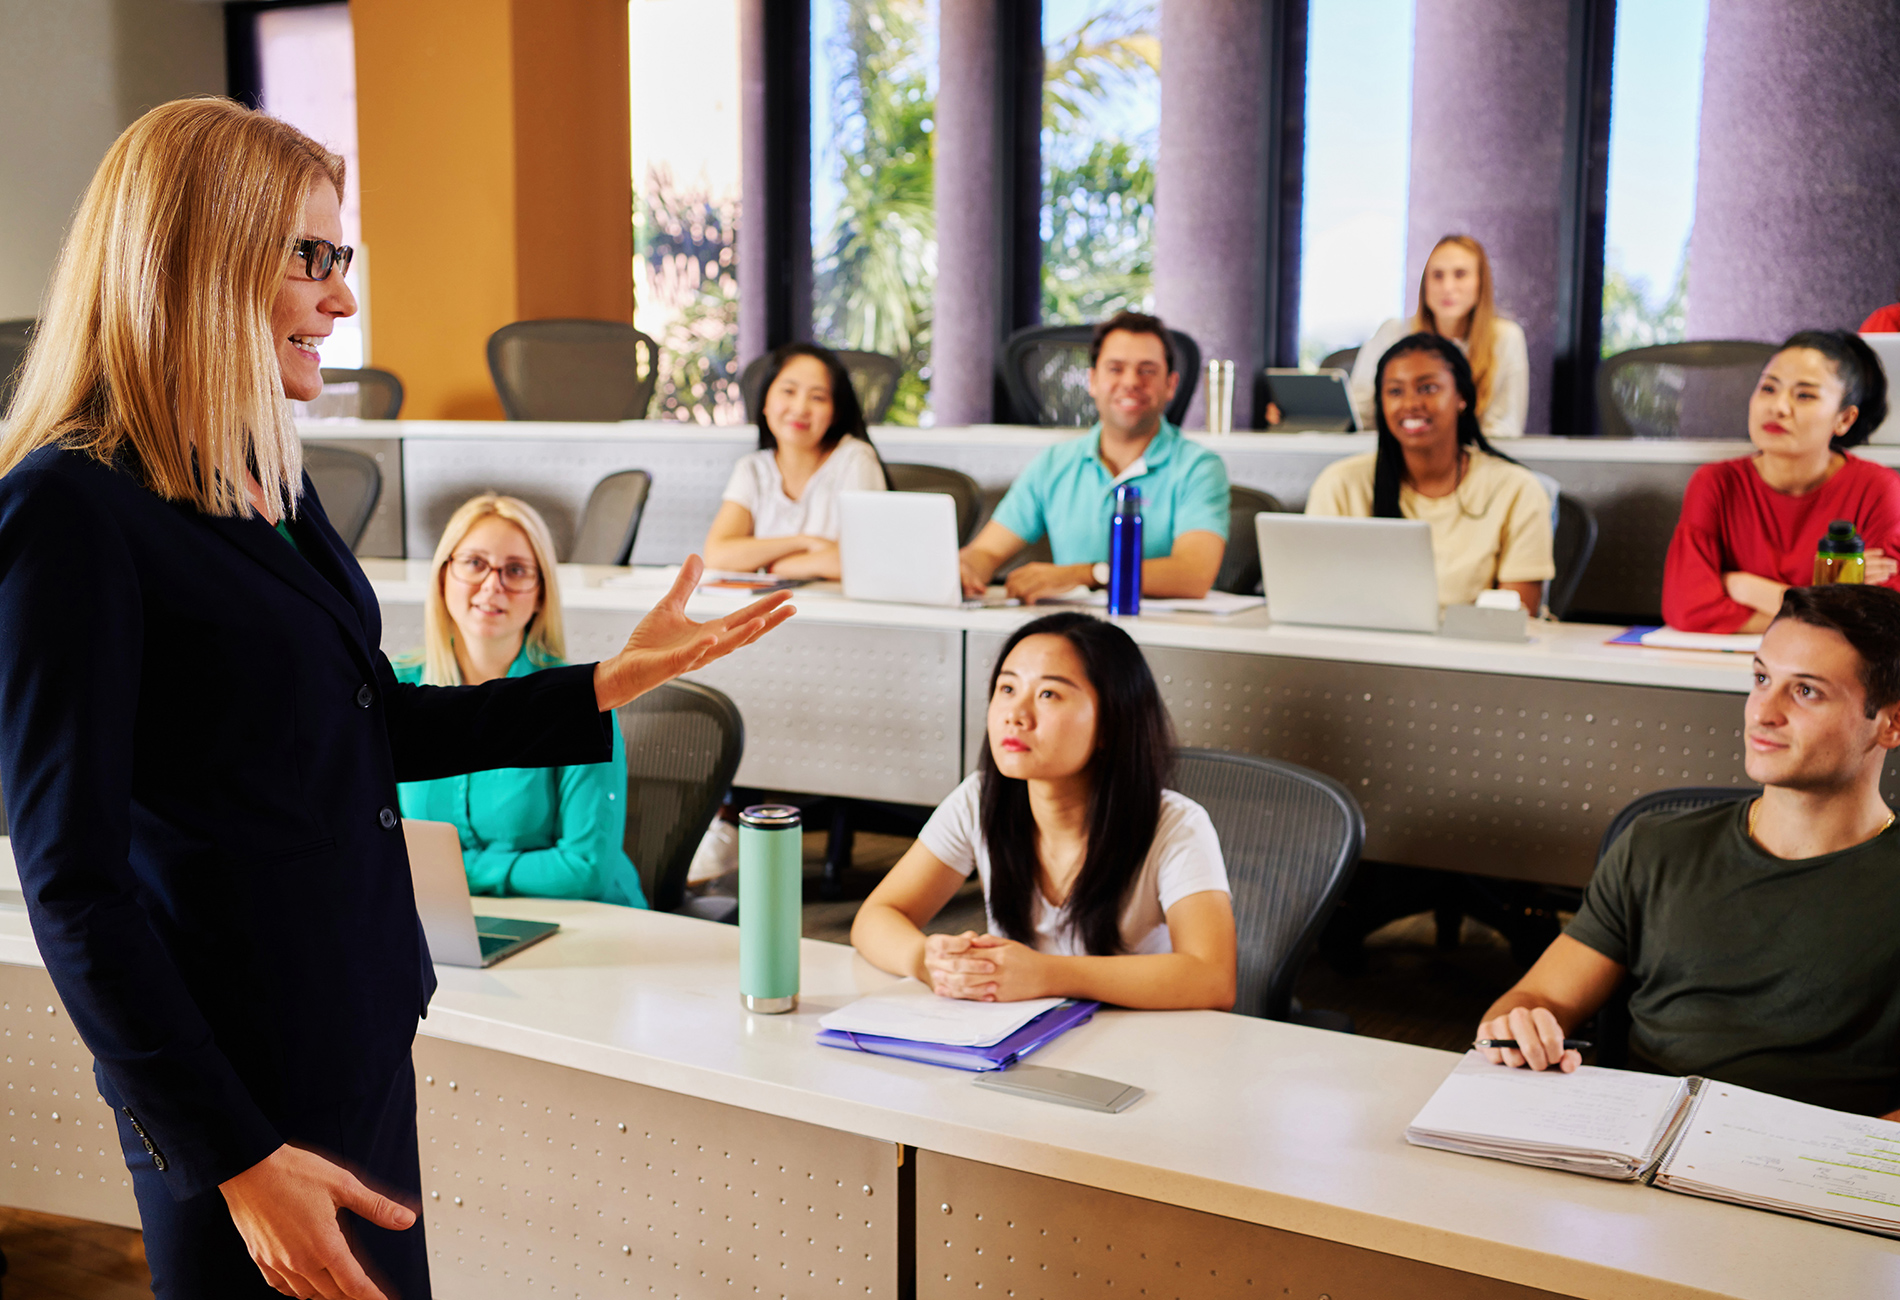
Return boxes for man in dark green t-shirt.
[1478,584,1900,1117]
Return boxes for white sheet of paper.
[819,982,1065,1048]
[1639,628,1763,653]
[1408,1052,1688,1157]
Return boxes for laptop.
[1255,515,1441,633]
[403,818,560,968]
[1263,368,1359,432]
[1859,334,1900,444]
[839,490,1011,608]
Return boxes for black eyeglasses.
[291,237,354,282]
[448,552,540,593]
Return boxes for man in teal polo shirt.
[958,311,1230,602]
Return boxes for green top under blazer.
[394,648,647,908]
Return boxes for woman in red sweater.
[1663,330,1896,632]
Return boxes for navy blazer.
[0,447,611,1200]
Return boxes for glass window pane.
[811,0,939,426]
[631,0,743,424]
[1041,0,1160,325]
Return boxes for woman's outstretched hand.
[593,555,796,711]
[219,1143,416,1299]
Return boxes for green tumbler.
[738,805,802,1013]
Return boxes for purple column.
[1405,1,1570,435]
[1686,0,1900,340]
[931,0,1000,426]
[1153,0,1267,431]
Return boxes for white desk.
[2,884,1893,1297]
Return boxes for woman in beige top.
[1309,333,1553,611]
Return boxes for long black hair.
[977,612,1175,956]
[1370,332,1515,518]
[1774,329,1890,451]
[755,342,869,454]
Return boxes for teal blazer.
[394,649,647,907]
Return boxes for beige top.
[1305,448,1554,607]
[1347,316,1530,438]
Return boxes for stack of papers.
[820,985,1067,1047]
[1608,626,1763,653]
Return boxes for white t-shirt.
[1345,316,1530,439]
[917,773,1230,956]
[720,435,886,541]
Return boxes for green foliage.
[1602,251,1689,357]
[634,166,742,425]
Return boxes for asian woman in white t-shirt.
[702,343,887,580]
[852,613,1237,1009]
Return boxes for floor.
[0,829,1525,1297]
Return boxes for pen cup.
[738,804,802,1013]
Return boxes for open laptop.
[1860,334,1900,444]
[403,818,559,968]
[1263,368,1359,431]
[839,490,1012,607]
[1255,515,1441,633]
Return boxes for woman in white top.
[1348,234,1529,439]
[853,612,1237,1009]
[703,342,887,579]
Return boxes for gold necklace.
[1748,797,1896,846]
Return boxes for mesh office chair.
[488,319,661,422]
[0,318,34,417]
[1548,494,1600,620]
[1597,341,1776,440]
[310,367,405,419]
[570,470,653,566]
[1215,485,1286,596]
[1171,749,1365,1022]
[738,349,904,426]
[301,444,383,550]
[616,680,746,915]
[1318,347,1359,374]
[999,324,1201,427]
[885,463,985,545]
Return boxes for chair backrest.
[1215,485,1286,596]
[1318,346,1359,374]
[1548,493,1599,620]
[739,349,905,426]
[885,462,984,544]
[301,443,383,550]
[1596,340,1776,440]
[999,324,1202,427]
[1170,749,1365,1020]
[487,319,661,422]
[314,367,405,419]
[570,469,653,565]
[616,680,745,914]
[0,318,34,417]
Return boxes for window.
[630,0,743,423]
[1600,0,1708,355]
[1296,0,1414,368]
[811,0,938,425]
[1040,0,1160,325]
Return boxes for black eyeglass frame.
[291,237,354,282]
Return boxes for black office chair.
[616,680,746,916]
[1596,341,1776,440]
[1588,786,1754,1067]
[885,463,985,545]
[301,444,383,550]
[0,318,35,417]
[1548,493,1600,620]
[315,367,406,419]
[739,349,904,426]
[1170,749,1365,1024]
[1215,485,1286,596]
[488,319,662,421]
[999,324,1201,427]
[1318,346,1359,374]
[570,469,653,565]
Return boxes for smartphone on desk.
[973,1063,1144,1113]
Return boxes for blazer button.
[356,684,374,708]
[379,807,399,830]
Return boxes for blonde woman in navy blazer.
[0,100,791,1299]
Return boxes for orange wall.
[354,0,631,420]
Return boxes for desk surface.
[0,865,1887,1300]
[364,560,1755,694]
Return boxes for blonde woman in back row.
[1347,234,1529,439]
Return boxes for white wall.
[0,0,224,320]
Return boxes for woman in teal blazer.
[397,493,646,907]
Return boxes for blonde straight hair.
[418,495,567,686]
[0,97,342,517]
[1411,234,1501,420]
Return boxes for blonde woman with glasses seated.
[395,494,647,907]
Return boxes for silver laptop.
[403,818,559,968]
[1255,515,1441,633]
[1860,334,1900,444]
[1264,368,1359,431]
[840,490,1009,607]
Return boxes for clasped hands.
[593,554,796,711]
[920,930,1050,1001]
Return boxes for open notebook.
[1407,1054,1900,1239]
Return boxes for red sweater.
[1861,303,1900,332]
[1662,455,1900,632]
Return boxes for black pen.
[1473,1038,1592,1051]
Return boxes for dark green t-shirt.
[1567,800,1900,1115]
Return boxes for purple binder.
[815,999,1100,1072]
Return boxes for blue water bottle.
[1108,483,1142,617]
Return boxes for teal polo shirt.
[991,421,1230,565]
